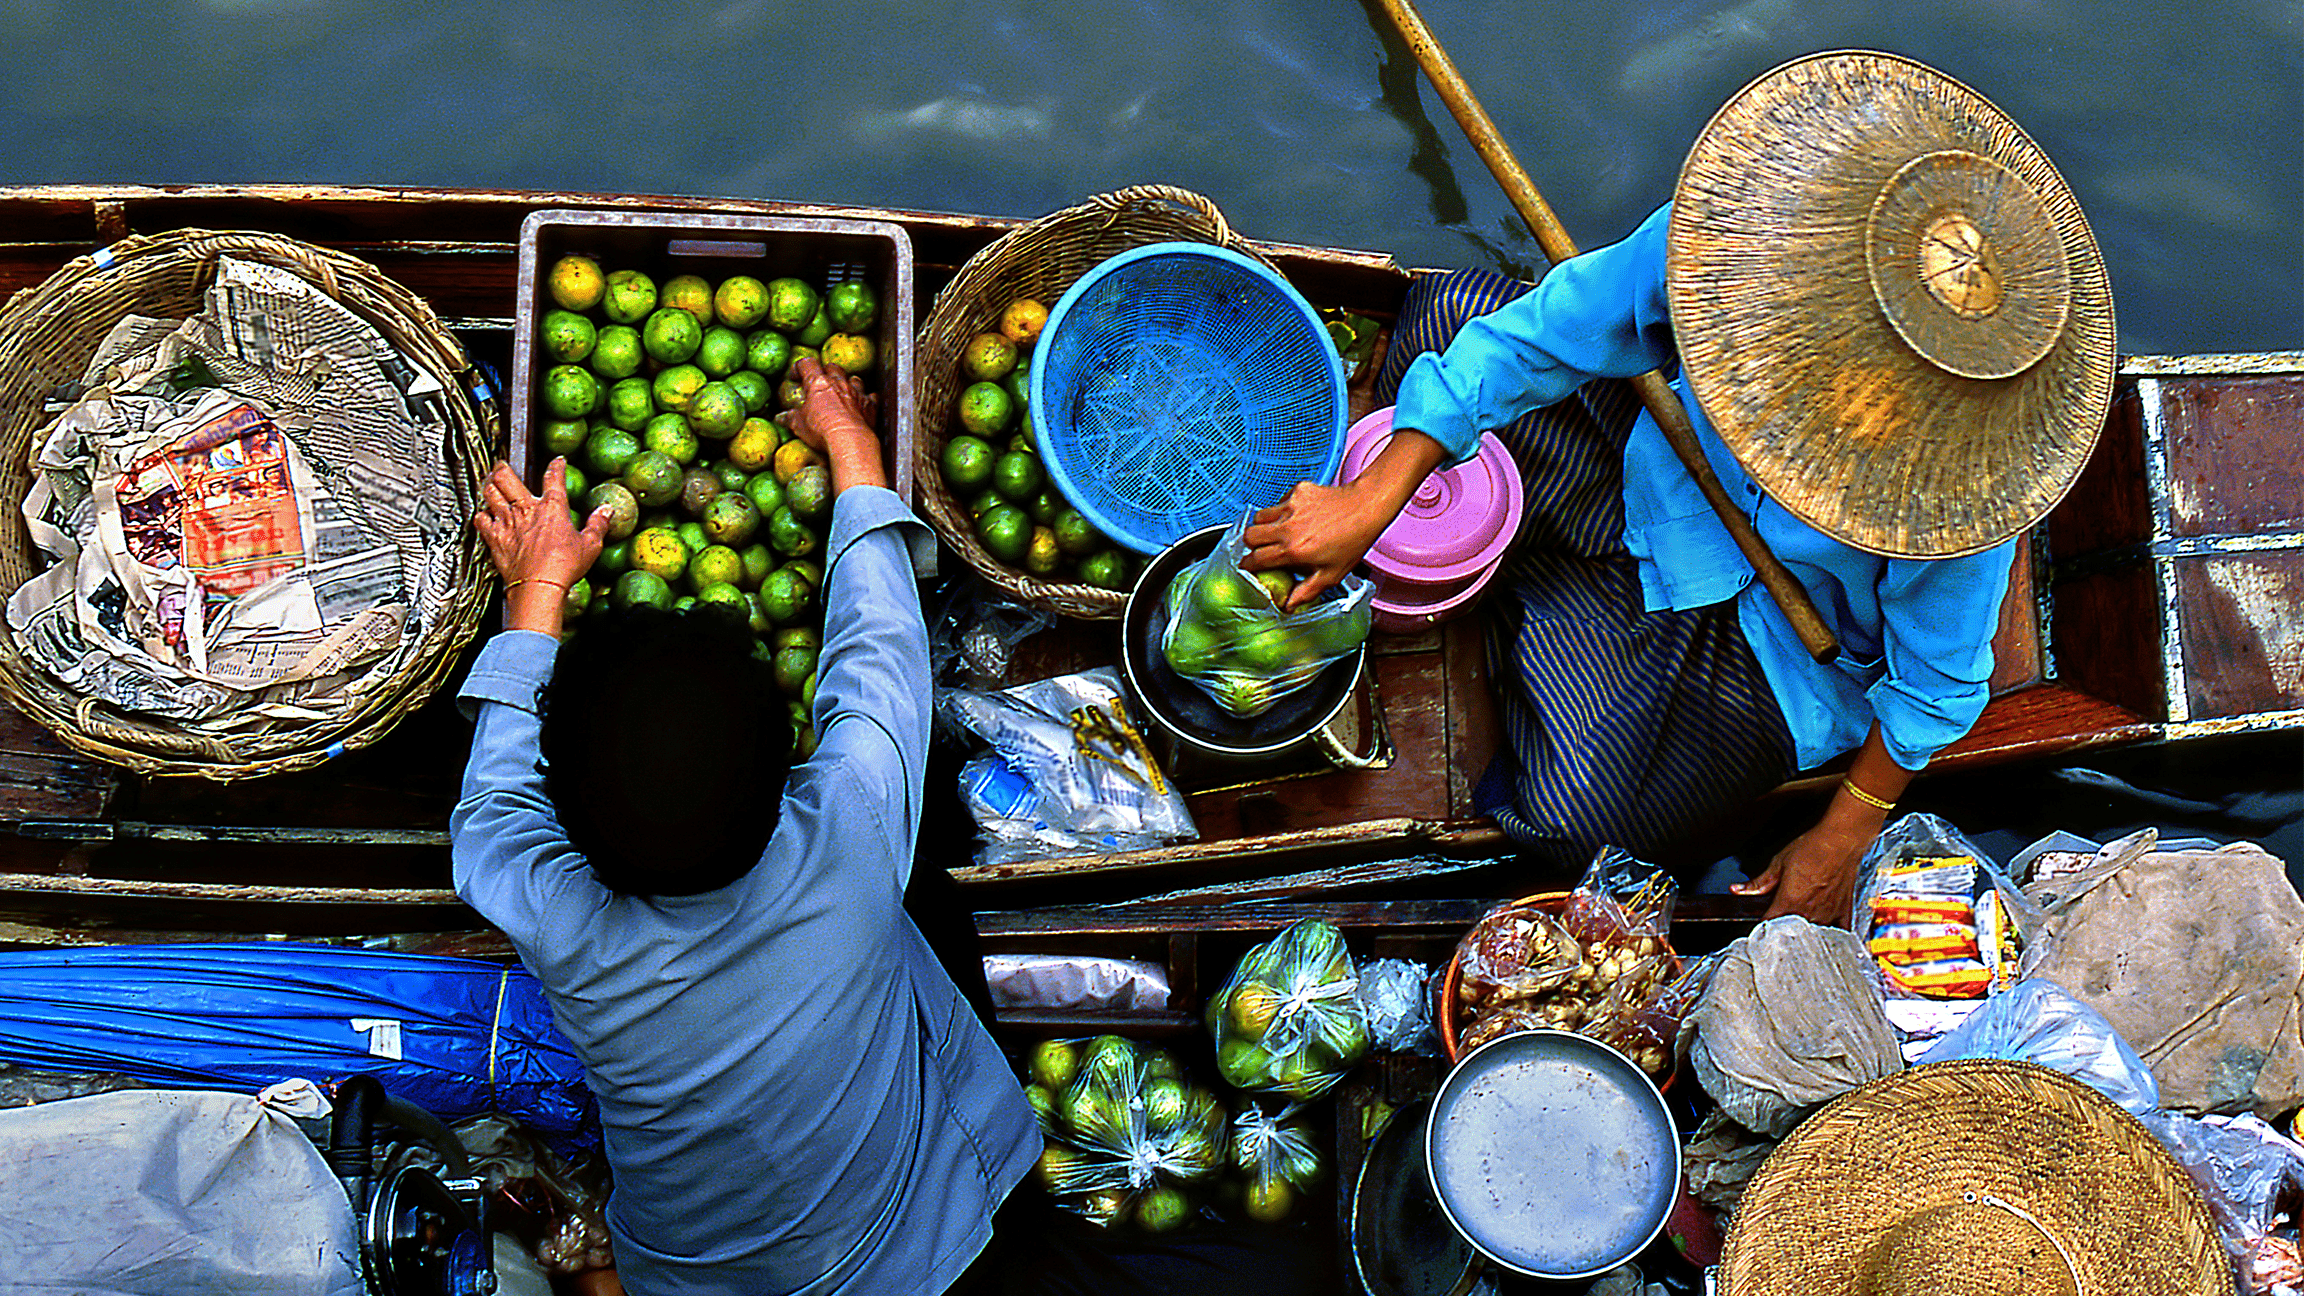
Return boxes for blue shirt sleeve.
[1868,545,2016,770]
[1391,204,1679,465]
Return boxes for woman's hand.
[1242,427,1447,611]
[781,357,883,495]
[1732,722,1912,927]
[473,457,608,636]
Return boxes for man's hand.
[1242,427,1446,611]
[781,357,883,496]
[473,457,608,636]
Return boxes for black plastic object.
[1351,1095,1481,1296]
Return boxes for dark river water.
[0,0,2296,357]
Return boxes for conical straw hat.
[1718,1060,2227,1296]
[1667,50,2115,558]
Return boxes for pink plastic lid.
[1338,407,1523,583]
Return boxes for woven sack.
[914,185,1290,620]
[0,229,496,779]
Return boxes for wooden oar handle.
[1371,0,1839,663]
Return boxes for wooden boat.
[0,183,2294,963]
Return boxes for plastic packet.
[939,667,1196,867]
[1027,1036,1227,1232]
[2140,1109,2304,1293]
[1917,977,2160,1115]
[1208,920,1370,1098]
[1157,510,1374,717]
[1354,957,1436,1055]
[1227,1100,1326,1222]
[1449,848,1681,1077]
[1851,813,2039,1001]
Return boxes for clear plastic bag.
[1917,977,2160,1115]
[1851,813,2040,1001]
[1450,848,1681,1077]
[1208,919,1370,1099]
[1157,511,1374,717]
[1354,957,1436,1055]
[939,667,1197,867]
[1027,1035,1226,1232]
[2140,1109,2304,1294]
[1227,1100,1326,1222]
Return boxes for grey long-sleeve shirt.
[452,486,1036,1296]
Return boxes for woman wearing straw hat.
[1245,51,2114,925]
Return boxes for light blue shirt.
[1392,204,2014,772]
[451,486,1037,1296]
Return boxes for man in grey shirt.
[455,358,1038,1296]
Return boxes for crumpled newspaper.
[1680,915,1906,1137]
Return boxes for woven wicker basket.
[0,229,496,779]
[915,185,1293,620]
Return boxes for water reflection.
[0,0,2293,355]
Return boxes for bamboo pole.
[1369,0,1839,662]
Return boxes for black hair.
[537,606,794,896]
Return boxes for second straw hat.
[1667,50,2115,559]
[1717,1059,2227,1296]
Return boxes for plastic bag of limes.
[1207,919,1370,1099]
[1226,1101,1326,1223]
[1160,512,1374,718]
[1021,1035,1227,1232]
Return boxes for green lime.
[674,468,718,518]
[642,308,703,366]
[540,417,589,459]
[977,503,1031,566]
[1003,360,1031,411]
[772,438,825,484]
[602,269,656,325]
[765,278,819,334]
[757,567,812,626]
[589,324,643,380]
[956,382,1014,438]
[778,377,806,410]
[1053,510,1104,556]
[1009,417,1036,456]
[661,274,716,326]
[595,536,633,575]
[621,449,683,508]
[714,274,770,329]
[542,365,601,421]
[824,280,877,334]
[642,413,699,466]
[726,369,771,413]
[612,568,674,610]
[772,625,822,652]
[772,642,819,695]
[629,526,689,583]
[583,481,639,541]
[729,418,778,472]
[941,435,996,493]
[767,505,819,558]
[1253,568,1297,610]
[605,377,655,432]
[1024,488,1063,526]
[786,558,823,592]
[1194,566,1271,619]
[1024,525,1062,576]
[784,345,820,381]
[692,581,752,623]
[794,303,833,349]
[1077,548,1128,590]
[674,595,696,612]
[541,310,596,364]
[560,461,590,500]
[820,333,873,374]
[690,543,744,589]
[785,464,831,524]
[1306,599,1375,657]
[688,382,746,439]
[711,459,749,491]
[584,425,641,479]
[696,326,746,378]
[548,255,605,312]
[1236,623,1311,677]
[962,331,1017,382]
[703,492,762,548]
[992,449,1044,503]
[966,487,1003,520]
[745,471,786,518]
[677,520,710,556]
[738,542,775,590]
[745,329,793,379]
[652,364,708,413]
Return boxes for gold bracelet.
[1841,778,1897,812]
[504,578,569,593]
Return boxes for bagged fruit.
[1208,919,1369,1099]
[1159,511,1374,718]
[1024,1036,1226,1232]
[1227,1101,1326,1223]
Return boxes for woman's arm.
[1732,722,1912,926]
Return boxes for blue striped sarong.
[1374,268,1795,869]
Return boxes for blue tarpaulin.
[0,943,596,1145]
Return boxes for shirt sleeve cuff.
[827,485,935,577]
[456,629,559,719]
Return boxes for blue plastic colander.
[1031,242,1346,555]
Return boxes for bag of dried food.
[1027,1035,1226,1232]
[1208,919,1370,1098]
[1851,813,2037,1001]
[1158,511,1374,717]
